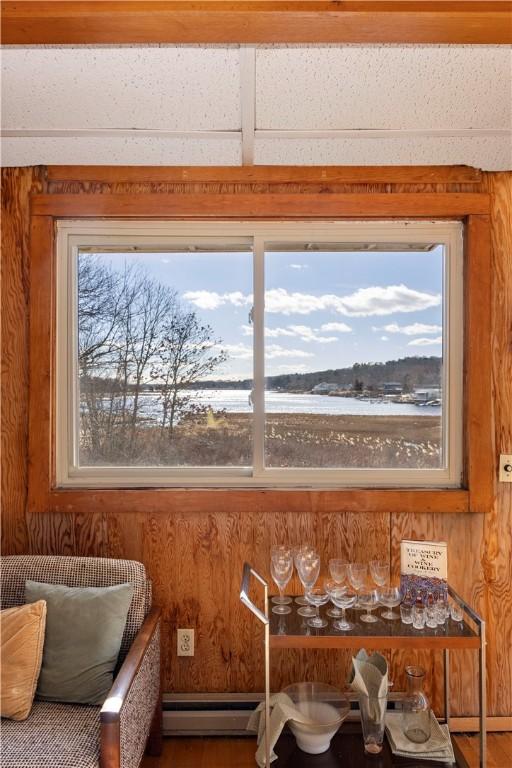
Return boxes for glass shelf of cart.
[268,598,479,650]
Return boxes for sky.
[86,246,444,381]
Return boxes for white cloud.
[381,336,389,341]
[320,322,352,333]
[289,263,308,270]
[335,285,441,317]
[184,290,251,310]
[287,325,337,344]
[375,322,443,336]
[185,284,440,318]
[220,343,253,359]
[407,337,443,346]
[241,323,337,343]
[265,345,314,359]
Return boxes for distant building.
[312,382,338,394]
[383,382,403,395]
[413,387,442,402]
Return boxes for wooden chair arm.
[99,607,161,768]
[101,606,161,725]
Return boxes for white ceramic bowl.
[282,682,350,755]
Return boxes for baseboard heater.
[163,693,367,736]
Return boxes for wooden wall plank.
[31,192,490,218]
[1,166,511,717]
[45,165,483,186]
[1,167,43,553]
[3,2,511,45]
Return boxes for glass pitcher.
[401,666,431,743]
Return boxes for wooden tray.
[273,722,467,767]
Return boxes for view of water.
[133,389,441,418]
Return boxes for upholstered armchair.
[0,555,162,768]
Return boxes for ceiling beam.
[45,166,483,184]
[2,2,511,45]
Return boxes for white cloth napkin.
[349,649,389,722]
[247,692,324,767]
[385,712,456,764]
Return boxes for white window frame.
[55,219,463,489]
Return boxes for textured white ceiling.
[1,47,240,130]
[1,136,242,166]
[1,44,511,169]
[255,135,512,168]
[256,46,511,130]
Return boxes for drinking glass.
[325,580,345,619]
[306,587,329,629]
[370,559,390,588]
[412,604,426,630]
[270,546,293,605]
[359,694,387,754]
[270,554,293,615]
[296,551,321,617]
[450,600,464,623]
[348,562,367,607]
[292,545,316,606]
[327,559,348,617]
[400,603,413,624]
[330,587,357,631]
[358,589,379,623]
[378,586,402,620]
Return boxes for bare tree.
[78,255,227,464]
[152,307,227,441]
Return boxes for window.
[56,220,463,488]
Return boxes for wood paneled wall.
[1,166,511,717]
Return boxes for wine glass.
[348,562,367,607]
[270,554,293,615]
[378,586,402,620]
[296,551,320,617]
[327,559,348,618]
[330,587,357,631]
[306,587,329,629]
[325,579,346,618]
[270,546,293,606]
[358,589,380,623]
[292,545,316,605]
[370,559,390,588]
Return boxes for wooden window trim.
[27,192,495,515]
[3,2,512,45]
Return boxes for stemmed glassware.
[305,587,329,628]
[330,587,357,631]
[326,559,348,618]
[358,589,380,623]
[370,560,390,588]
[378,586,402,620]
[292,545,316,606]
[296,551,321,617]
[348,562,368,608]
[270,551,293,615]
[270,546,293,606]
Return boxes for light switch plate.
[177,628,194,656]
[499,454,512,482]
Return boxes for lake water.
[136,389,441,417]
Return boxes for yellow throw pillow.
[0,600,47,720]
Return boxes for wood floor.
[142,733,512,768]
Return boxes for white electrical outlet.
[177,628,194,656]
[499,454,512,482]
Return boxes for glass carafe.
[401,666,431,743]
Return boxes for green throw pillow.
[25,580,134,705]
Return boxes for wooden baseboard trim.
[450,717,512,733]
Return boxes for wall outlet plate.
[499,454,512,482]
[177,628,194,656]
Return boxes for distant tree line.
[197,356,442,393]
